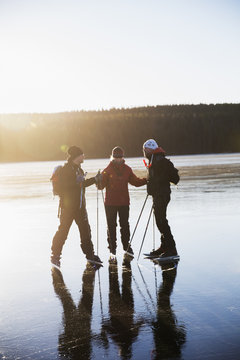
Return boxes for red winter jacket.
[98,160,147,206]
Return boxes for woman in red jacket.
[98,146,146,257]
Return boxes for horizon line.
[0,101,239,116]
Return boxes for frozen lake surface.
[0,153,240,359]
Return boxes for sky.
[0,0,240,113]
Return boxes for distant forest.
[0,103,240,162]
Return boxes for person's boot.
[86,253,102,264]
[92,254,102,263]
[122,254,133,268]
[157,247,179,261]
[124,244,134,257]
[149,245,165,258]
[51,255,61,269]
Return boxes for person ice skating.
[97,146,147,258]
[51,146,102,268]
[143,139,179,259]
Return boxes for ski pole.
[99,171,108,223]
[137,204,153,261]
[98,170,113,252]
[137,264,156,311]
[126,194,149,253]
[131,272,155,318]
[153,209,155,250]
[97,179,99,256]
[98,270,104,318]
[80,172,88,208]
[101,188,112,246]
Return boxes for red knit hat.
[112,146,124,158]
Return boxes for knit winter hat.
[112,146,124,158]
[68,146,83,160]
[143,139,158,150]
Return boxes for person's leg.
[74,206,94,259]
[118,206,131,252]
[105,206,118,255]
[152,195,177,254]
[51,209,73,262]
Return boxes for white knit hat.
[143,139,158,150]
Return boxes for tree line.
[0,103,239,162]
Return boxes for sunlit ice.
[0,203,21,271]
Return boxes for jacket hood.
[110,159,125,166]
[153,147,165,155]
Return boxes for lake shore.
[85,162,240,180]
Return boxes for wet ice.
[0,154,240,359]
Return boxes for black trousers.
[51,206,94,259]
[105,205,130,254]
[152,194,176,251]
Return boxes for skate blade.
[87,259,103,266]
[51,263,61,271]
[124,251,134,258]
[153,255,180,263]
[143,253,159,259]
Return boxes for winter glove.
[147,179,154,195]
[95,172,102,185]
[76,174,85,184]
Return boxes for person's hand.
[76,175,85,184]
[95,172,102,185]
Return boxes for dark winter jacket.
[98,160,147,206]
[146,149,179,196]
[59,160,96,211]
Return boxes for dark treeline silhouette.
[0,103,239,162]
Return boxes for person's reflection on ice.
[102,258,142,360]
[51,264,96,360]
[152,263,186,359]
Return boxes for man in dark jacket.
[51,146,102,268]
[143,139,179,259]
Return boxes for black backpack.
[50,165,63,196]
